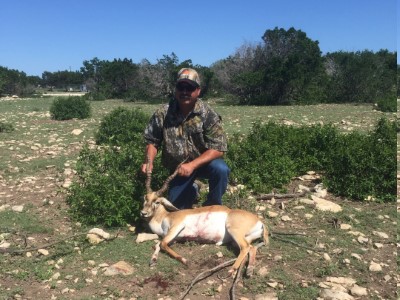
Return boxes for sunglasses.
[176,83,197,92]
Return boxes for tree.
[259,27,324,105]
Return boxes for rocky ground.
[0,167,398,299]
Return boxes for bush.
[226,122,338,193]
[376,93,397,112]
[227,119,396,202]
[95,107,149,146]
[0,121,14,133]
[324,118,396,201]
[50,96,91,120]
[67,106,172,226]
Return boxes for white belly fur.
[173,212,229,243]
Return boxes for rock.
[254,292,278,300]
[311,195,342,212]
[326,277,357,287]
[71,129,83,135]
[357,236,369,244]
[340,224,352,230]
[0,204,11,211]
[351,253,362,260]
[281,215,292,222]
[323,253,331,261]
[38,249,49,256]
[372,231,389,239]
[0,242,11,249]
[267,211,278,218]
[88,228,111,240]
[86,233,104,245]
[257,266,269,277]
[369,261,382,272]
[350,284,367,296]
[103,261,134,276]
[11,205,24,212]
[136,233,159,243]
[320,289,354,300]
[373,243,384,249]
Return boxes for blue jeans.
[168,159,230,209]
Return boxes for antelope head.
[140,157,185,219]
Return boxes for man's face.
[175,82,200,106]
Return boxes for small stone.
[372,231,389,239]
[357,236,368,244]
[323,253,331,261]
[71,129,83,135]
[11,205,24,212]
[136,233,159,243]
[351,253,362,260]
[369,262,382,272]
[340,224,352,230]
[281,215,292,222]
[373,243,383,249]
[38,249,49,256]
[267,211,278,218]
[350,285,368,296]
[103,261,134,276]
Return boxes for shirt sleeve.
[203,111,228,152]
[144,108,164,148]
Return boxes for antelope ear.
[161,198,180,211]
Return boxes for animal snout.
[140,210,148,218]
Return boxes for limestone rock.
[103,261,134,276]
[311,195,342,213]
[136,233,159,243]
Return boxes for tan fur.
[141,192,269,274]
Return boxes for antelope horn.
[145,155,153,194]
[156,157,188,196]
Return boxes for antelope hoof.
[179,257,188,265]
[228,268,237,277]
[245,266,254,277]
[149,258,157,267]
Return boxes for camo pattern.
[144,99,227,171]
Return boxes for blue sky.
[0,0,397,76]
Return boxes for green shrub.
[376,94,397,112]
[323,118,396,201]
[0,121,14,133]
[50,96,91,120]
[227,119,396,202]
[226,122,338,193]
[67,107,171,226]
[95,107,149,146]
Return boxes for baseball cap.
[176,68,201,87]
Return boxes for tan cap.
[176,68,200,87]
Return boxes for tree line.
[0,27,397,109]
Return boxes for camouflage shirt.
[144,98,227,171]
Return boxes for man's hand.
[178,163,195,177]
[141,162,153,174]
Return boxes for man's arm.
[141,144,158,174]
[178,149,223,177]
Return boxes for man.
[141,68,230,209]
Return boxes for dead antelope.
[140,159,269,275]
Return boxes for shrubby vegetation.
[67,107,169,226]
[0,121,14,133]
[50,96,91,120]
[226,118,396,202]
[68,107,396,226]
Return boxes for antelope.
[140,159,269,275]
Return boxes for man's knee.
[209,159,230,177]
